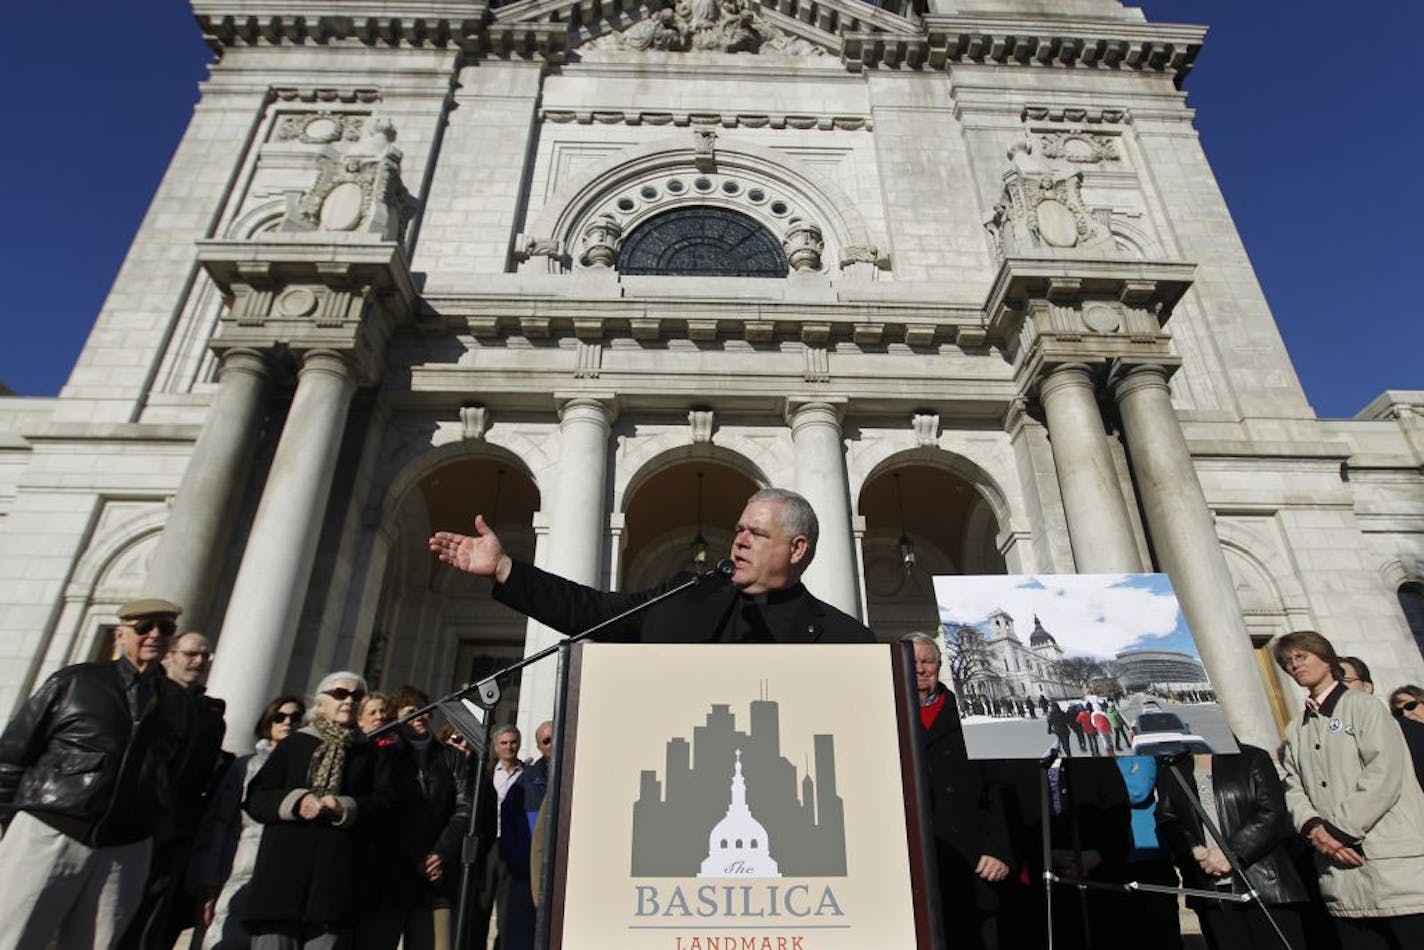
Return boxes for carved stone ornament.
[694,128,717,172]
[688,409,716,444]
[460,405,489,441]
[580,213,624,268]
[579,0,826,57]
[912,412,940,448]
[783,218,825,273]
[282,118,419,242]
[839,244,885,269]
[514,233,563,263]
[1037,131,1120,163]
[273,112,365,144]
[985,135,1115,261]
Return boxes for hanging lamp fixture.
[895,472,916,572]
[692,471,709,567]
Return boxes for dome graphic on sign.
[700,750,781,878]
[631,687,847,877]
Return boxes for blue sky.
[934,573,1197,660]
[1,2,1418,416]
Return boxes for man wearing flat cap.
[0,598,192,950]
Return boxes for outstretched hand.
[428,514,512,582]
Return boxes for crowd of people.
[2,488,1424,950]
[908,630,1424,950]
[0,596,557,950]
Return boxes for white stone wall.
[2,1,1421,736]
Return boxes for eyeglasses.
[1395,700,1421,717]
[323,687,366,703]
[268,709,303,725]
[173,649,212,661]
[538,737,553,747]
[134,618,177,638]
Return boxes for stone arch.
[524,136,881,276]
[616,445,765,590]
[857,451,1013,641]
[67,508,169,600]
[380,437,544,533]
[1379,554,1422,590]
[225,199,287,239]
[1212,520,1312,621]
[859,446,1014,538]
[1108,218,1165,260]
[613,441,769,516]
[361,441,543,704]
[48,507,170,675]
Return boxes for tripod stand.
[1036,750,1295,950]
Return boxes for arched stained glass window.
[617,207,788,277]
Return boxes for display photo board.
[545,642,939,950]
[931,573,1237,760]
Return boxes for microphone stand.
[367,558,735,950]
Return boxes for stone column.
[144,348,271,629]
[1114,364,1278,750]
[545,397,615,585]
[207,350,358,752]
[1038,363,1142,573]
[517,398,615,731]
[788,401,862,618]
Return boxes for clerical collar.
[738,582,806,606]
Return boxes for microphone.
[707,558,735,578]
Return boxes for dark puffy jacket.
[0,660,189,846]
[1155,744,1310,906]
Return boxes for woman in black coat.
[242,671,393,949]
[1155,745,1336,950]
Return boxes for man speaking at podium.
[429,487,874,644]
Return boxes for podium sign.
[545,643,939,950]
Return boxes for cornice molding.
[193,2,1203,80]
[844,15,1204,81]
[418,289,984,348]
[193,1,497,53]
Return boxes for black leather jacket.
[0,660,189,846]
[1155,745,1309,906]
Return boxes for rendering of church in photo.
[1,0,1421,753]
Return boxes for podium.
[536,642,942,950]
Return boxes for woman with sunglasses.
[189,695,305,949]
[1389,686,1424,793]
[241,672,394,949]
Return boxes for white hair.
[308,670,367,723]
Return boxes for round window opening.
[615,206,789,277]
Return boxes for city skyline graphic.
[630,687,847,877]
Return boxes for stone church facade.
[1,0,1421,751]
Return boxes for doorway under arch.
[368,453,541,723]
[859,464,1007,641]
[620,460,760,591]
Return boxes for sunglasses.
[323,687,366,703]
[1395,700,1421,716]
[134,618,177,638]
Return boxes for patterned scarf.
[307,712,350,797]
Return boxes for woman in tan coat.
[1275,631,1424,949]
